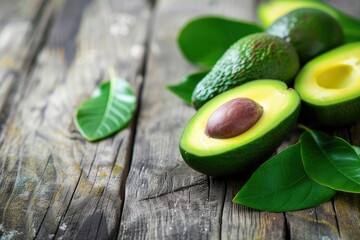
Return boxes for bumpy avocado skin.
[192,33,300,109]
[180,104,300,177]
[266,8,344,63]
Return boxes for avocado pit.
[205,97,263,139]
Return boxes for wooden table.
[0,0,359,239]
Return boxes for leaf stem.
[108,66,116,81]
[298,124,312,132]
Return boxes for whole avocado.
[192,33,300,109]
[266,8,344,63]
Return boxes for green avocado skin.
[192,33,299,109]
[180,105,301,177]
[300,97,360,128]
[266,8,344,64]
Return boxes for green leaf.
[177,16,263,67]
[353,145,360,156]
[301,130,360,193]
[233,142,335,212]
[166,70,209,104]
[74,77,136,141]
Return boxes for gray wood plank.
[334,192,360,239]
[281,0,360,239]
[1,0,356,239]
[0,0,151,239]
[121,0,360,239]
[0,1,58,239]
[119,0,288,239]
[331,127,360,240]
[330,0,360,234]
[221,179,286,239]
[251,1,359,239]
[0,0,52,117]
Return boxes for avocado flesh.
[181,80,300,176]
[266,8,344,64]
[258,1,360,43]
[192,33,299,109]
[294,43,360,127]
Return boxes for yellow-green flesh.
[295,43,360,106]
[181,80,300,157]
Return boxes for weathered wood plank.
[121,0,360,239]
[221,179,287,239]
[281,0,360,239]
[331,125,360,240]
[119,0,287,239]
[1,0,358,239]
[0,1,58,239]
[0,0,53,116]
[334,192,360,239]
[0,0,151,239]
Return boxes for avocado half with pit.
[294,42,360,127]
[180,80,301,177]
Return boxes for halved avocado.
[180,80,301,177]
[257,0,360,43]
[294,43,360,127]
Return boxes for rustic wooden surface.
[0,0,358,239]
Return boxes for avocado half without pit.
[294,42,360,127]
[180,80,301,177]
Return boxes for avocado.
[180,80,301,177]
[257,0,360,43]
[266,8,344,63]
[192,33,300,109]
[294,42,360,127]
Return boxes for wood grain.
[0,0,358,239]
[0,1,57,239]
[282,1,360,239]
[120,0,360,239]
[119,0,242,238]
[0,0,151,239]
[119,0,286,239]
[0,0,52,118]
